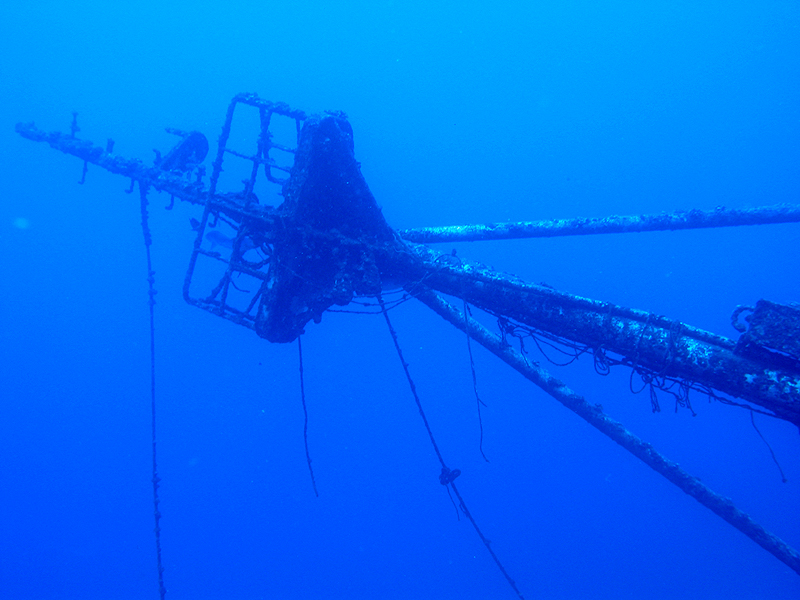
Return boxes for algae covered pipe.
[399,203,800,243]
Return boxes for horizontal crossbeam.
[400,204,800,243]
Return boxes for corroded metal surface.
[255,113,409,342]
[410,245,800,426]
[737,300,800,362]
[400,204,800,243]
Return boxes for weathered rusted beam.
[15,121,281,235]
[15,122,210,205]
[399,204,800,243]
[410,245,800,426]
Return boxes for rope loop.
[731,305,754,333]
[593,346,611,375]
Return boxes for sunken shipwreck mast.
[16,93,800,597]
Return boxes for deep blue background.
[1,2,799,599]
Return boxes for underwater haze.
[1,1,799,599]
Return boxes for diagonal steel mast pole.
[408,245,800,427]
[415,287,800,577]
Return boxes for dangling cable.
[750,410,788,483]
[463,299,490,462]
[379,298,445,465]
[298,336,319,497]
[377,294,524,600]
[139,183,167,600]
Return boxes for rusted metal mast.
[15,94,800,579]
[15,115,800,427]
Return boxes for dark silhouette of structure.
[16,93,800,596]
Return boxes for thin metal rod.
[399,203,800,243]
[415,287,800,578]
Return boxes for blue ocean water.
[1,1,799,598]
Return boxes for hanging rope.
[749,411,788,483]
[377,294,524,600]
[462,300,489,462]
[498,312,760,419]
[297,336,319,497]
[139,183,167,600]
